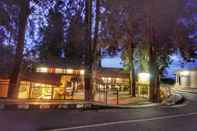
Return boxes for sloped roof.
[0,73,9,79]
[36,60,85,69]
[176,68,197,73]
[96,68,129,78]
[20,72,62,86]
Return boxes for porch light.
[80,70,85,75]
[180,70,190,76]
[138,72,150,83]
[66,69,73,74]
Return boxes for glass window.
[36,67,48,73]
[30,83,52,99]
[55,68,64,74]
[18,81,30,99]
[31,87,52,99]
[53,88,64,100]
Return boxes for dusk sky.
[102,54,197,78]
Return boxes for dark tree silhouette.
[37,2,64,65]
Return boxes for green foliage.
[137,42,149,72]
[160,78,175,85]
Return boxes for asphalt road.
[1,92,197,131]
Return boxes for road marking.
[44,112,197,131]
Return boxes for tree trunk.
[84,68,94,101]
[92,0,100,58]
[149,45,160,102]
[97,48,102,68]
[91,0,101,100]
[8,1,30,99]
[131,45,136,97]
[84,0,94,101]
[154,69,160,102]
[128,37,136,97]
[149,45,154,102]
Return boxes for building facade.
[176,69,197,88]
[17,66,131,101]
[0,65,151,103]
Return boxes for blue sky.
[102,56,123,68]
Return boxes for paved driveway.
[0,92,197,131]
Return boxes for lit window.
[102,77,112,83]
[116,78,120,82]
[180,71,190,76]
[35,83,41,87]
[55,68,64,74]
[108,77,112,81]
[66,69,73,74]
[36,67,48,73]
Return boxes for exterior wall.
[18,74,85,100]
[176,70,197,88]
[18,67,85,100]
[190,71,197,88]
[0,79,9,97]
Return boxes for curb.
[0,103,93,110]
[92,102,161,109]
[0,102,161,110]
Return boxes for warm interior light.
[80,70,85,75]
[116,78,120,81]
[108,77,112,81]
[37,67,48,73]
[102,77,112,83]
[55,68,64,74]
[66,69,73,74]
[180,70,190,76]
[35,83,41,87]
[138,72,150,84]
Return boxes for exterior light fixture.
[80,70,85,75]
[138,72,150,84]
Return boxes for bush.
[160,78,175,85]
